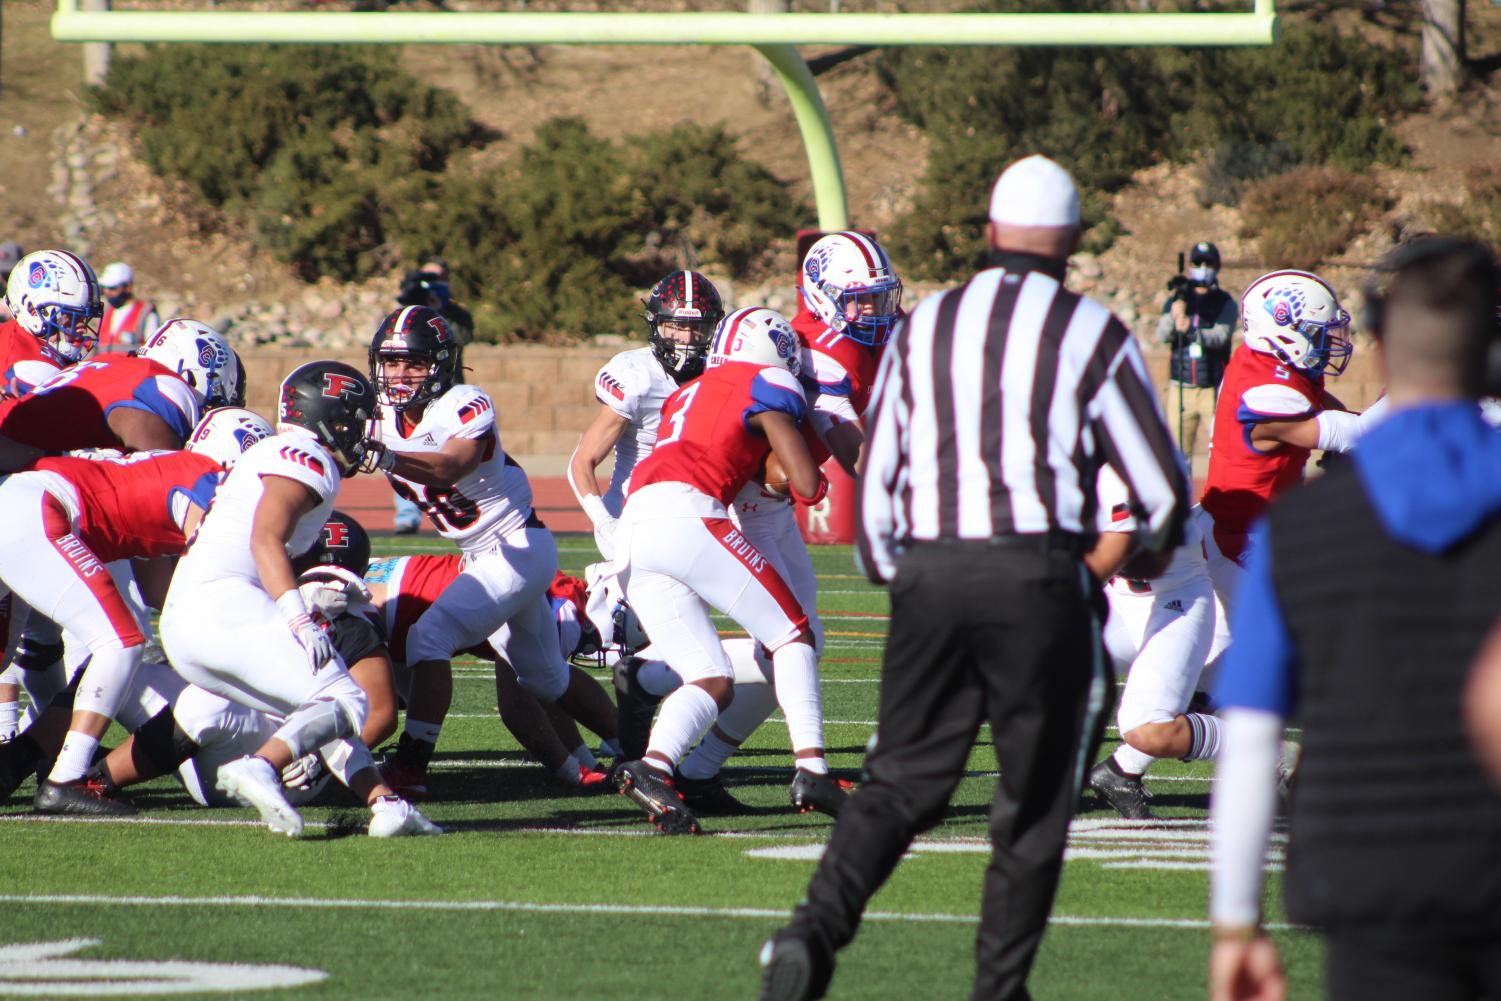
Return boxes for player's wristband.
[790,472,829,507]
[275,588,312,628]
[580,493,614,529]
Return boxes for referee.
[756,155,1189,1001]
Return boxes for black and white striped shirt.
[857,252,1188,583]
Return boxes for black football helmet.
[277,360,376,475]
[369,305,458,412]
[290,509,373,579]
[643,270,724,384]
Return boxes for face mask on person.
[105,291,129,309]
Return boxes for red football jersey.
[378,553,490,664]
[1201,344,1328,557]
[0,355,200,454]
[0,318,62,399]
[34,450,224,562]
[630,361,807,506]
[795,316,887,467]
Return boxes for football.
[760,452,791,497]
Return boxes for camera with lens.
[396,271,451,309]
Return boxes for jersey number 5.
[655,382,701,448]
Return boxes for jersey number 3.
[655,382,701,448]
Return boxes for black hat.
[1189,241,1221,269]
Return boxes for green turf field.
[0,537,1320,999]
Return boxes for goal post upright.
[51,0,1278,232]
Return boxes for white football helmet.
[185,406,273,470]
[706,306,801,377]
[800,231,903,347]
[1241,270,1353,375]
[140,318,240,408]
[4,250,102,362]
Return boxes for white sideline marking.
[0,938,326,996]
[0,894,1287,931]
[0,815,332,831]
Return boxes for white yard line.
[0,892,1289,931]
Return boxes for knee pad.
[406,607,464,666]
[514,657,569,703]
[273,695,363,760]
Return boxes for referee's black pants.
[787,538,1109,1001]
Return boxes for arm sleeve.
[1087,328,1190,553]
[1210,707,1284,926]
[1155,306,1177,344]
[1197,292,1238,352]
[856,334,908,584]
[1213,521,1298,714]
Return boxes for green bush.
[93,45,481,282]
[877,6,1419,281]
[1238,166,1389,270]
[399,119,806,341]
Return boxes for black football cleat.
[611,655,661,762]
[789,770,851,818]
[757,930,833,1001]
[34,778,136,817]
[0,733,44,804]
[1088,758,1153,820]
[673,769,751,816]
[613,759,700,835]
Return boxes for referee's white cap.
[988,155,1080,228]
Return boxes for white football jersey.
[593,347,676,516]
[375,383,533,550]
[171,428,341,588]
[1096,463,1206,595]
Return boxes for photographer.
[1156,241,1236,471]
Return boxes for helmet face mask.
[278,361,377,475]
[369,306,457,413]
[1241,270,1353,376]
[644,271,725,384]
[800,232,903,347]
[5,251,102,362]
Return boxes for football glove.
[281,752,324,793]
[357,437,398,475]
[276,590,335,674]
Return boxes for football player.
[0,316,239,472]
[159,361,439,838]
[673,232,902,814]
[611,306,829,835]
[568,270,724,563]
[1200,270,1384,615]
[0,406,271,813]
[1084,465,1219,819]
[0,249,99,396]
[359,306,617,798]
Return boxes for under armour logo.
[1164,600,1185,613]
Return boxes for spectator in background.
[1209,237,1501,1001]
[390,259,476,534]
[1157,241,1236,474]
[98,261,159,355]
[0,242,22,323]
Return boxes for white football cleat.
[218,756,304,839]
[368,796,443,838]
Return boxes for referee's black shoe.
[611,655,660,762]
[789,769,851,818]
[1088,758,1153,820]
[757,929,833,1001]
